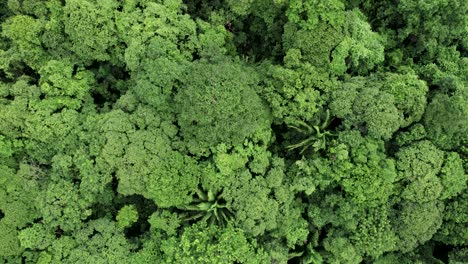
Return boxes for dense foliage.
[0,0,466,263]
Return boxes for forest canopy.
[0,0,467,263]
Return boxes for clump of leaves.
[116,205,138,229]
[179,187,233,227]
[288,230,323,264]
[287,110,336,154]
[288,244,323,264]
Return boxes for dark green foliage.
[434,191,468,246]
[175,59,271,155]
[424,91,468,152]
[330,72,428,140]
[0,0,466,263]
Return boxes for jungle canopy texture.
[0,0,467,263]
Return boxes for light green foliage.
[395,140,444,183]
[22,109,94,164]
[0,135,16,169]
[116,205,138,229]
[63,0,119,63]
[439,152,466,200]
[37,180,92,232]
[338,131,396,206]
[97,109,134,171]
[1,14,45,69]
[226,0,255,16]
[0,164,39,256]
[98,108,199,208]
[330,9,385,75]
[6,0,49,18]
[356,0,467,62]
[44,219,135,263]
[307,192,398,261]
[18,223,54,251]
[289,243,323,264]
[212,139,273,180]
[214,145,250,177]
[38,60,95,102]
[352,206,397,259]
[260,58,325,123]
[144,151,200,207]
[392,141,450,251]
[394,140,447,205]
[259,47,340,127]
[373,249,445,264]
[285,1,386,76]
[286,0,345,30]
[195,19,235,60]
[178,187,233,227]
[290,157,335,194]
[117,0,202,110]
[0,80,35,139]
[267,159,310,249]
[308,193,361,232]
[293,131,395,208]
[117,1,197,69]
[161,223,269,263]
[380,71,429,127]
[223,170,280,236]
[210,145,310,247]
[148,210,181,236]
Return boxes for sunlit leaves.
[162,223,269,263]
[330,9,385,75]
[116,205,138,229]
[1,14,45,69]
[63,0,119,62]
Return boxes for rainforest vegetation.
[0,0,467,263]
